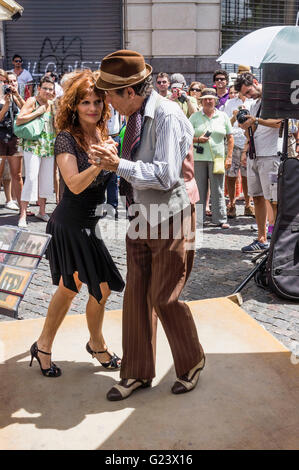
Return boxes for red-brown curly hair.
[55,69,110,151]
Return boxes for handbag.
[13,99,45,140]
[14,115,45,140]
[213,156,225,174]
[206,132,225,174]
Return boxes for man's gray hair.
[116,74,153,97]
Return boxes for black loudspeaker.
[261,63,299,119]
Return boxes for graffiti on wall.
[26,36,101,78]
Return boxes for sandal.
[29,341,62,377]
[86,342,121,369]
[205,210,212,217]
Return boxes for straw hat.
[199,88,219,101]
[96,49,153,91]
[237,64,252,74]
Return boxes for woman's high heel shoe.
[29,342,62,377]
[86,342,121,369]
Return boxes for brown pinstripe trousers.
[120,205,204,380]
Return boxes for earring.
[72,112,76,124]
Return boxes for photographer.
[223,88,254,218]
[0,70,25,210]
[234,72,282,253]
[189,88,234,228]
[168,73,198,118]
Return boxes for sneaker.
[241,239,269,253]
[244,205,255,217]
[5,200,19,211]
[227,205,236,218]
[250,224,258,232]
[18,217,27,228]
[35,213,50,222]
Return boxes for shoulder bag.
[13,99,45,140]
[205,126,225,174]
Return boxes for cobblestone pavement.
[1,191,299,358]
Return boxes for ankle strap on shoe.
[37,347,51,356]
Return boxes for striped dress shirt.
[116,90,194,191]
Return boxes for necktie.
[119,97,148,209]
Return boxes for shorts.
[226,145,247,178]
[0,136,22,157]
[247,155,280,202]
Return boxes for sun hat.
[96,49,153,91]
[237,64,252,74]
[199,88,219,101]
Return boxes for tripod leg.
[232,255,268,294]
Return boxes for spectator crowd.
[1,53,299,254]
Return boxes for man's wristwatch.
[254,118,259,126]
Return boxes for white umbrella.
[0,0,23,21]
[217,25,299,68]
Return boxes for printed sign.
[261,63,299,119]
[0,265,32,311]
[0,226,51,317]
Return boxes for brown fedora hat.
[96,49,153,91]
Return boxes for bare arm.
[12,91,25,109]
[239,115,282,130]
[16,97,46,126]
[186,97,197,117]
[56,152,102,195]
[0,95,11,122]
[225,134,234,169]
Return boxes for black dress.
[46,131,125,302]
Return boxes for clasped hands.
[88,137,120,172]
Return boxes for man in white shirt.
[11,54,33,98]
[223,91,254,218]
[234,73,282,253]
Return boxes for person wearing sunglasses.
[155,72,171,98]
[188,82,205,108]
[213,70,229,110]
[11,54,33,98]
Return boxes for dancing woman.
[29,70,125,377]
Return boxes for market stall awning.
[0,0,23,21]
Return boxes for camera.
[178,92,188,104]
[236,108,250,124]
[194,144,204,154]
[3,85,12,95]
